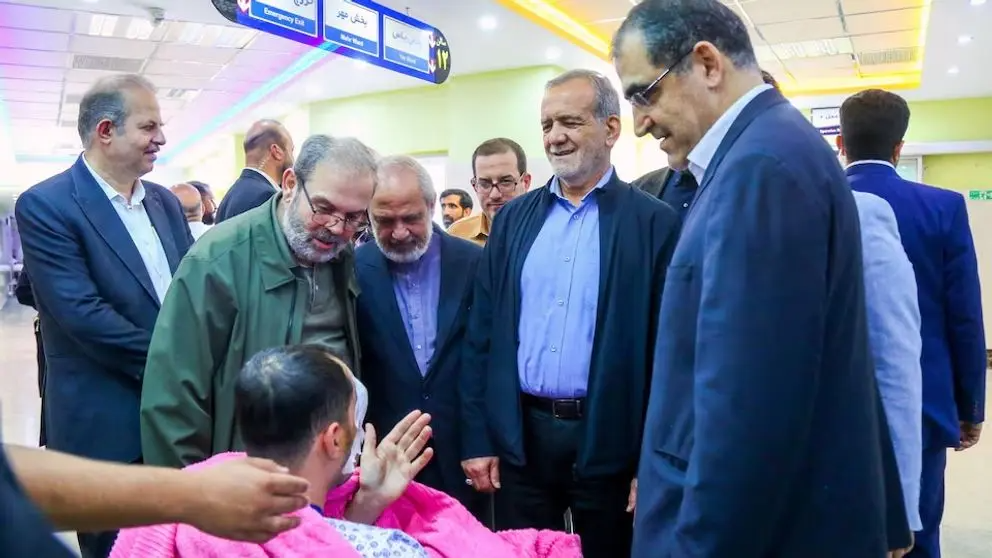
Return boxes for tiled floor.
[1,296,990,556]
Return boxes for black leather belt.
[521,393,585,420]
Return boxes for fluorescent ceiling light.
[125,18,155,40]
[478,15,498,30]
[948,66,960,74]
[958,35,973,44]
[88,14,118,37]
[545,46,562,60]
[970,0,986,5]
[771,38,854,60]
[353,60,369,69]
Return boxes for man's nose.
[633,108,652,138]
[392,226,410,240]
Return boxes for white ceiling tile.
[65,68,119,83]
[784,54,858,72]
[246,32,305,52]
[0,78,63,93]
[760,18,847,43]
[841,0,927,15]
[60,103,80,119]
[785,65,860,80]
[212,64,271,83]
[63,81,92,95]
[143,60,222,79]
[0,64,64,81]
[858,61,918,74]
[0,90,61,103]
[69,35,157,58]
[153,44,239,65]
[0,28,70,51]
[845,8,923,35]
[5,101,59,119]
[852,30,919,52]
[143,74,210,90]
[739,0,840,25]
[0,3,74,33]
[0,48,70,68]
[200,78,257,92]
[229,49,301,69]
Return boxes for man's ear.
[521,173,532,191]
[281,168,297,198]
[892,140,904,165]
[605,115,622,147]
[318,422,347,459]
[835,135,845,155]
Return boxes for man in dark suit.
[355,155,483,514]
[611,1,911,556]
[215,119,295,223]
[460,68,679,557]
[14,74,193,558]
[841,89,986,558]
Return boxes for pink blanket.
[110,452,581,558]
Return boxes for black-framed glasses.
[472,176,521,193]
[628,49,694,108]
[297,177,370,232]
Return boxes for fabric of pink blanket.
[323,465,581,558]
[110,452,581,558]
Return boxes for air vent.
[856,47,919,66]
[64,93,83,105]
[71,54,144,73]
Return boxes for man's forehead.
[614,33,660,89]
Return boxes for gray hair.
[293,134,379,188]
[611,0,757,74]
[546,69,621,121]
[77,74,156,147]
[377,154,436,209]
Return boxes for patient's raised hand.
[346,410,434,524]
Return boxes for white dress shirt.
[187,221,211,240]
[244,167,279,190]
[82,155,172,303]
[687,84,774,185]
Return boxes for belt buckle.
[552,399,580,419]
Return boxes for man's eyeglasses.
[628,49,694,108]
[472,176,520,193]
[297,177,370,232]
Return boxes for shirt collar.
[846,160,895,170]
[550,166,614,202]
[245,167,279,190]
[687,84,773,185]
[82,154,145,205]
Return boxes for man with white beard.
[459,69,679,557]
[353,155,486,518]
[140,134,377,468]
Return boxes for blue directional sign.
[218,0,452,84]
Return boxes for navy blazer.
[461,172,679,478]
[355,227,481,501]
[633,89,910,557]
[849,163,986,448]
[14,156,193,463]
[215,168,278,223]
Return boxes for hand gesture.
[186,457,310,543]
[358,410,434,504]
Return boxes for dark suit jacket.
[461,173,679,478]
[355,227,482,501]
[631,167,672,199]
[633,88,910,557]
[14,156,193,463]
[849,162,986,448]
[215,168,278,224]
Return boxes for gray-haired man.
[140,134,377,469]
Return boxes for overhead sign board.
[217,0,451,84]
[810,107,840,136]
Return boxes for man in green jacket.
[140,134,378,468]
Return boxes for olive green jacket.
[139,195,361,468]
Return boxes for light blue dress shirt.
[853,190,924,531]
[391,232,442,376]
[517,167,613,398]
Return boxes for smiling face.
[540,77,619,186]
[99,86,166,178]
[614,32,721,171]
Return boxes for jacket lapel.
[432,230,468,364]
[595,175,621,329]
[366,246,422,378]
[70,157,159,306]
[143,190,181,273]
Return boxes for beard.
[374,222,433,264]
[281,197,348,264]
[442,215,454,227]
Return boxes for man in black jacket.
[460,69,679,557]
[215,120,295,223]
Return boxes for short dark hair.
[839,89,910,162]
[761,69,780,91]
[77,74,156,147]
[612,0,757,74]
[471,138,527,177]
[235,345,354,467]
[439,189,473,210]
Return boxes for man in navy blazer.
[215,119,294,223]
[841,89,986,558]
[14,74,193,558]
[612,1,911,555]
[460,69,679,556]
[355,155,484,515]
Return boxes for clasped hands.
[345,410,434,524]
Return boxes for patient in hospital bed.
[110,345,579,558]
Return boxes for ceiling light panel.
[771,38,855,60]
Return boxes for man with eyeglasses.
[447,138,531,246]
[140,134,377,468]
